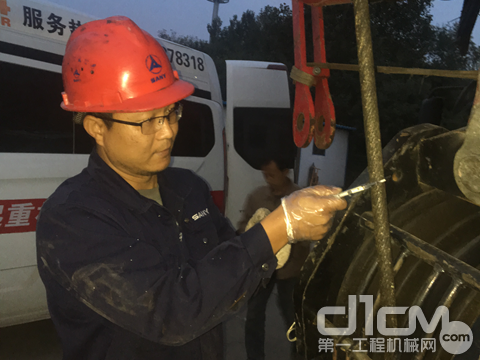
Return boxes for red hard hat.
[61,16,194,113]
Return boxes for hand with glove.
[260,185,347,253]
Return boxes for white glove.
[281,185,347,243]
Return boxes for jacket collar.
[157,168,193,217]
[86,149,192,213]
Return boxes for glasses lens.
[168,103,183,125]
[140,103,183,135]
[141,121,153,135]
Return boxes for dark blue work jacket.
[36,150,276,360]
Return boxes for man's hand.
[260,186,347,253]
[282,185,347,242]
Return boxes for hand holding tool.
[336,178,388,198]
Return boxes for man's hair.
[260,155,290,172]
[73,112,113,129]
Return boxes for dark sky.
[45,0,477,44]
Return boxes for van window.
[233,107,296,169]
[74,123,95,154]
[0,60,94,154]
[0,62,215,156]
[0,61,73,153]
[313,145,326,156]
[171,100,215,157]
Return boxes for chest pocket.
[182,213,219,260]
[128,207,182,270]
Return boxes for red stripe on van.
[210,191,225,215]
[0,198,46,234]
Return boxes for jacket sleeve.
[36,204,276,346]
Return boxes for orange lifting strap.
[291,0,349,149]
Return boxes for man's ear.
[83,115,107,147]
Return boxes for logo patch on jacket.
[192,208,209,221]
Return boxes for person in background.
[238,157,311,360]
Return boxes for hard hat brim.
[61,78,195,113]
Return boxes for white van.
[0,0,304,327]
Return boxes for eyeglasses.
[94,103,183,135]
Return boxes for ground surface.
[0,287,294,360]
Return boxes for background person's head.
[260,157,291,197]
[60,16,194,177]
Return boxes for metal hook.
[287,321,297,342]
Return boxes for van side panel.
[0,154,88,327]
[1,0,94,47]
[157,39,223,106]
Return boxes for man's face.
[261,161,289,197]
[98,103,178,177]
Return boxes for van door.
[225,60,295,229]
[0,0,96,327]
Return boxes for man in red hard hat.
[36,16,346,360]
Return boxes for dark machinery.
[294,124,480,359]
[290,0,480,358]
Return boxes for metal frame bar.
[308,62,479,80]
[359,213,480,292]
[352,0,397,333]
[414,280,462,360]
